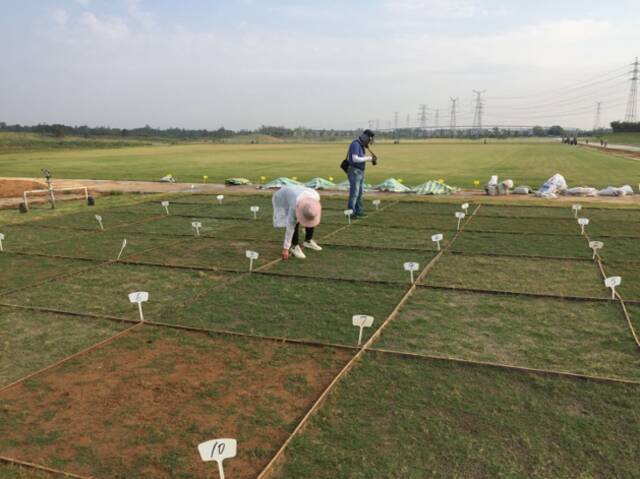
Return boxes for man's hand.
[282,249,289,260]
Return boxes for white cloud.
[80,12,129,39]
[75,0,92,6]
[384,0,478,18]
[50,8,69,26]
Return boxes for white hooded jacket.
[272,185,320,249]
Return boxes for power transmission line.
[472,90,485,132]
[417,104,427,128]
[625,57,639,122]
[449,97,458,133]
[593,102,602,130]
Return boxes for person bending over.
[272,185,322,260]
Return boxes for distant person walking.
[272,185,322,260]
[346,129,377,217]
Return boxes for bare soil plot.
[0,308,126,387]
[375,289,640,380]
[0,464,53,478]
[129,237,282,271]
[0,255,90,294]
[421,253,607,298]
[601,261,640,300]
[174,274,406,344]
[452,231,592,258]
[0,326,352,479]
[2,262,230,320]
[324,224,449,251]
[275,354,640,478]
[466,216,578,234]
[269,245,436,283]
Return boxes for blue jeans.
[347,166,365,216]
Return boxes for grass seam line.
[417,284,614,303]
[0,323,142,395]
[255,204,480,479]
[0,456,93,479]
[367,348,640,386]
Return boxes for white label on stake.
[161,201,170,214]
[589,240,603,259]
[372,199,381,210]
[217,194,224,204]
[578,218,589,226]
[245,250,259,271]
[461,203,469,212]
[95,214,104,230]
[431,233,443,251]
[344,209,353,224]
[572,204,582,217]
[128,291,149,322]
[250,206,260,219]
[455,211,465,230]
[352,314,374,346]
[404,261,420,283]
[0,232,4,252]
[604,276,621,299]
[198,438,237,479]
[117,238,128,260]
[192,221,202,236]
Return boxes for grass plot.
[275,354,640,479]
[422,253,607,298]
[0,226,90,252]
[0,255,90,294]
[0,326,352,479]
[0,308,126,387]
[0,464,53,479]
[325,225,447,251]
[601,261,640,300]
[375,289,640,381]
[477,205,572,218]
[595,237,640,263]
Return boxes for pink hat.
[296,197,322,228]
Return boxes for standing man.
[272,185,323,260]
[347,129,377,218]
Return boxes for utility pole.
[417,104,427,129]
[472,90,486,135]
[406,114,411,129]
[593,102,602,131]
[449,97,458,136]
[625,57,639,122]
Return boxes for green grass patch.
[587,219,640,237]
[357,209,461,230]
[452,231,591,258]
[0,255,90,294]
[601,261,640,300]
[477,205,572,218]
[269,245,436,283]
[0,326,351,479]
[422,253,606,298]
[0,225,90,252]
[277,354,640,478]
[0,308,126,387]
[324,224,448,251]
[375,289,640,380]
[596,237,640,263]
[0,464,54,478]
[466,215,578,234]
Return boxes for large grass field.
[1,192,640,478]
[1,140,638,189]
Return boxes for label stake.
[344,209,353,225]
[352,315,374,346]
[95,214,104,230]
[161,201,170,215]
[117,238,128,260]
[128,291,149,322]
[198,438,237,479]
[246,250,259,272]
[431,233,443,251]
[604,276,621,300]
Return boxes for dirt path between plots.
[0,327,352,479]
[1,176,639,208]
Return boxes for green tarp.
[304,177,337,189]
[224,177,252,185]
[411,180,457,195]
[261,177,303,188]
[373,178,412,193]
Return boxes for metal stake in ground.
[589,240,603,260]
[117,238,128,261]
[198,438,237,479]
[128,291,149,322]
[246,250,259,272]
[455,211,465,231]
[352,314,374,346]
[192,221,202,236]
[578,217,589,235]
[604,276,621,299]
[250,206,260,219]
[344,209,353,225]
[217,195,224,205]
[431,233,443,251]
[461,203,469,215]
[0,233,4,252]
[403,262,419,284]
[572,204,582,218]
[42,168,55,210]
[161,201,170,215]
[372,199,381,210]
[95,214,104,231]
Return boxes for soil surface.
[0,326,352,479]
[0,179,47,198]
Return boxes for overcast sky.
[1,0,639,130]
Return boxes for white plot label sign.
[431,233,443,251]
[0,232,4,252]
[461,203,469,214]
[117,238,128,261]
[403,262,420,283]
[128,291,149,322]
[192,221,202,236]
[352,314,374,346]
[578,217,589,234]
[245,250,259,271]
[198,438,237,479]
[589,240,603,259]
[344,209,354,225]
[216,194,224,205]
[604,276,621,299]
[572,204,582,217]
[455,212,466,230]
[372,199,381,210]
[250,206,260,219]
[95,214,104,231]
[161,201,170,215]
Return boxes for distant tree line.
[610,121,640,133]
